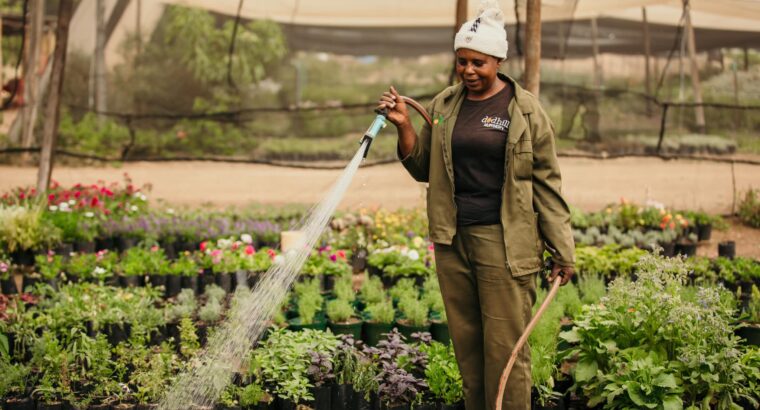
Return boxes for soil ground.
[2,157,759,257]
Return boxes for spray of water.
[158,141,370,410]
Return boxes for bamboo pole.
[642,7,652,114]
[683,0,706,133]
[37,0,74,192]
[524,0,542,95]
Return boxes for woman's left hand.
[548,264,574,286]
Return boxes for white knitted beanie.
[454,0,509,60]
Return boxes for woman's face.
[455,48,501,96]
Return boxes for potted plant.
[330,336,360,410]
[363,300,395,347]
[0,360,32,410]
[30,332,71,410]
[288,292,326,332]
[736,285,760,346]
[197,298,223,345]
[119,247,148,287]
[332,276,357,304]
[167,253,197,298]
[395,296,430,340]
[359,275,386,309]
[306,351,334,410]
[238,382,274,410]
[418,342,463,409]
[0,205,61,266]
[216,384,242,410]
[144,246,170,290]
[326,299,362,339]
[1,255,17,295]
[35,252,64,290]
[211,250,238,294]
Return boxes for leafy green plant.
[35,253,64,281]
[204,284,227,304]
[737,188,760,228]
[397,296,429,327]
[326,299,355,323]
[178,316,200,357]
[297,292,323,325]
[333,276,356,302]
[218,384,239,407]
[238,382,271,407]
[419,342,463,405]
[359,275,386,305]
[577,274,606,305]
[198,299,223,324]
[365,300,395,324]
[251,329,339,403]
[0,358,30,400]
[389,278,417,302]
[0,205,61,252]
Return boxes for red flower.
[200,241,208,251]
[266,249,277,259]
[90,197,99,207]
[18,192,25,199]
[336,250,346,260]
[48,194,56,202]
[151,245,159,252]
[74,191,82,199]
[245,245,255,255]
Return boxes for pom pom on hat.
[454,0,509,60]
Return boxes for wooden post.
[37,0,74,192]
[642,7,652,113]
[590,17,602,89]
[449,0,468,85]
[524,0,542,95]
[95,0,108,125]
[20,0,44,153]
[683,0,706,133]
[744,47,749,71]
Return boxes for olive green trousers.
[434,224,537,410]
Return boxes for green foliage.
[333,275,356,302]
[326,299,355,323]
[359,275,387,305]
[198,299,223,324]
[419,342,463,405]
[250,329,339,403]
[238,382,270,406]
[397,295,429,327]
[389,278,417,302]
[35,253,64,281]
[57,111,131,159]
[562,254,758,409]
[0,358,30,399]
[178,316,200,357]
[577,274,607,305]
[365,300,395,324]
[738,188,760,228]
[204,284,227,303]
[0,205,61,252]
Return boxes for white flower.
[68,199,76,206]
[167,208,175,214]
[49,205,58,211]
[130,205,138,212]
[412,236,424,248]
[217,238,233,249]
[407,250,420,261]
[85,212,94,218]
[59,202,69,211]
[93,267,106,276]
[241,234,253,244]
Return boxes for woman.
[377,1,575,409]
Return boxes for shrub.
[365,300,395,324]
[738,188,760,228]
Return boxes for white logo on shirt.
[481,115,510,132]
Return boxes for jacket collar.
[439,72,534,115]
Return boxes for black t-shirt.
[452,84,513,226]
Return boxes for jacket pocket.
[513,138,533,180]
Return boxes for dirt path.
[1,157,759,256]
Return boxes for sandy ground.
[2,157,760,257]
[2,157,758,213]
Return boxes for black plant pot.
[697,223,712,241]
[148,274,167,289]
[215,405,241,410]
[367,265,382,279]
[247,272,261,289]
[149,325,167,346]
[11,249,35,266]
[309,385,332,410]
[181,275,199,295]
[353,390,372,410]
[95,237,114,252]
[45,277,60,291]
[55,243,75,257]
[37,401,64,410]
[105,323,132,346]
[735,323,760,346]
[660,241,676,258]
[199,270,216,294]
[440,402,465,410]
[75,240,96,254]
[429,320,450,344]
[119,275,142,288]
[675,243,697,257]
[4,396,34,410]
[134,405,159,410]
[88,403,111,410]
[414,403,435,410]
[274,398,297,410]
[112,404,137,410]
[718,241,736,259]
[1,276,18,294]
[165,275,182,298]
[216,272,233,293]
[352,249,368,273]
[166,321,181,347]
[22,275,41,292]
[118,237,138,252]
[322,274,337,293]
[161,240,177,260]
[363,322,394,346]
[395,320,430,340]
[328,319,363,340]
[380,402,409,410]
[330,384,354,410]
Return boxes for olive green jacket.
[400,73,575,276]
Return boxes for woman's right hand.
[377,86,411,128]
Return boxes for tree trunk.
[590,17,602,89]
[37,0,75,192]
[642,7,652,114]
[449,0,468,85]
[95,0,108,125]
[20,0,44,153]
[683,0,706,133]
[524,0,542,95]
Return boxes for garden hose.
[495,269,564,410]
[360,96,432,158]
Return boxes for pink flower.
[211,249,222,257]
[336,250,346,260]
[266,249,277,259]
[151,245,159,252]
[232,242,240,250]
[330,254,338,262]
[244,245,255,255]
[0,262,8,273]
